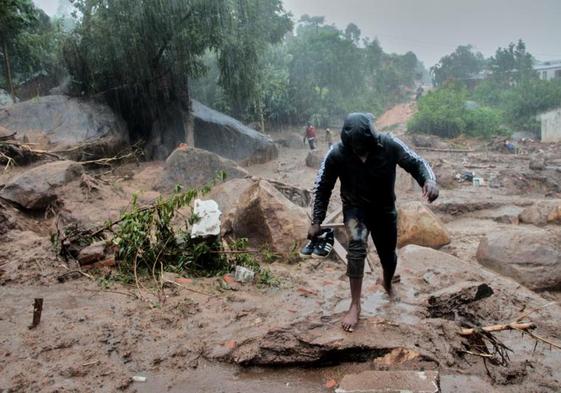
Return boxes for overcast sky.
[34,0,561,67]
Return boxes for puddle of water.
[333,289,422,326]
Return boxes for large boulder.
[158,146,248,191]
[0,160,83,209]
[274,133,305,149]
[0,95,128,159]
[305,150,323,169]
[519,200,561,226]
[397,201,450,249]
[192,100,278,165]
[476,228,561,291]
[0,89,15,108]
[222,179,308,255]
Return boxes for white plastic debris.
[234,266,255,283]
[190,199,222,238]
[132,375,147,383]
[472,177,485,187]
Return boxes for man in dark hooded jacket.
[308,112,439,332]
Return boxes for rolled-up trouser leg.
[370,209,398,282]
[344,208,369,278]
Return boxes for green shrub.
[408,85,503,138]
[502,79,561,132]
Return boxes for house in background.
[534,60,561,81]
[539,107,561,142]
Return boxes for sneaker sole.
[311,252,332,259]
[299,252,314,258]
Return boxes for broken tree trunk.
[29,298,43,329]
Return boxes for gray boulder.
[274,133,306,149]
[0,160,83,209]
[0,89,15,108]
[305,150,323,169]
[476,228,561,291]
[192,100,278,165]
[519,200,561,226]
[158,146,248,191]
[0,95,129,159]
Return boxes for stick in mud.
[29,298,43,329]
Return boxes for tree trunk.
[181,80,194,147]
[1,39,16,101]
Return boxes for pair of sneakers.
[300,228,335,258]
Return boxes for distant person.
[306,112,438,332]
[304,123,317,150]
[325,128,333,147]
[415,86,424,101]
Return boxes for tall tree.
[488,39,536,86]
[0,0,37,99]
[64,0,291,143]
[431,45,485,86]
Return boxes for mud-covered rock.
[411,134,448,149]
[0,160,83,209]
[274,133,305,149]
[0,89,14,108]
[305,150,323,169]
[519,200,561,226]
[476,228,561,291]
[0,95,128,160]
[193,100,278,165]
[397,202,450,249]
[78,241,107,266]
[158,146,248,191]
[224,179,308,254]
[529,155,546,170]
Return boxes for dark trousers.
[343,206,398,279]
[307,137,316,150]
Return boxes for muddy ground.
[2,107,561,392]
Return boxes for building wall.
[540,107,561,142]
[537,67,561,81]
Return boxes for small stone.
[78,241,106,266]
[325,379,338,389]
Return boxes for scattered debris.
[234,266,255,283]
[29,298,43,329]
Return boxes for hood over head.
[341,112,378,155]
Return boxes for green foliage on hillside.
[192,17,422,126]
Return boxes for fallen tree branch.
[513,328,561,351]
[79,151,137,168]
[459,322,536,336]
[0,132,16,141]
[0,141,62,160]
[516,302,556,322]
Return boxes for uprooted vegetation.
[53,175,284,303]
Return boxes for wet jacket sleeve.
[311,149,338,224]
[390,135,436,187]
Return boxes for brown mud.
[2,106,561,392]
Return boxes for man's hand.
[307,223,321,240]
[422,180,439,203]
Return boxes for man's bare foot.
[342,304,360,332]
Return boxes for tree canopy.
[431,45,485,87]
[63,0,292,137]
